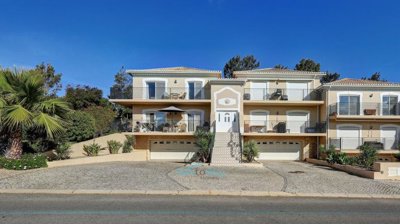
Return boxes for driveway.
[262,161,400,195]
[1,161,400,195]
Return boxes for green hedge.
[0,154,48,170]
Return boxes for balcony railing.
[329,137,399,151]
[133,119,210,133]
[243,88,322,101]
[244,120,326,133]
[110,87,211,100]
[329,102,400,116]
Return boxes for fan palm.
[0,69,70,159]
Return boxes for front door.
[216,111,238,132]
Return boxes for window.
[146,112,166,131]
[188,81,203,99]
[382,95,398,115]
[146,81,165,99]
[187,111,202,132]
[224,113,230,122]
[339,95,360,115]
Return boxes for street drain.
[288,171,305,174]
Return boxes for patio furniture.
[177,123,187,132]
[364,141,384,150]
[270,89,283,100]
[243,93,251,100]
[364,109,376,115]
[178,92,187,99]
[170,93,180,99]
[277,122,286,133]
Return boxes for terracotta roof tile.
[234,68,325,75]
[325,78,400,86]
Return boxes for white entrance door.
[250,82,267,100]
[381,127,399,150]
[287,82,308,100]
[216,111,238,132]
[338,126,361,150]
[287,112,309,133]
[258,141,301,160]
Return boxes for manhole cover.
[288,171,305,174]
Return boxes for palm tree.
[0,69,70,159]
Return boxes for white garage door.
[287,82,308,100]
[257,141,301,160]
[338,126,361,150]
[381,127,399,150]
[150,140,198,161]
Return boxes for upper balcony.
[243,120,326,136]
[329,102,400,121]
[109,86,211,106]
[243,88,324,106]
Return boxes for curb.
[1,189,400,199]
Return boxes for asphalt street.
[0,194,399,224]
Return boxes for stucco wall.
[68,133,146,160]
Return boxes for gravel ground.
[262,161,400,195]
[1,161,400,195]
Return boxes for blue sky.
[1,0,399,96]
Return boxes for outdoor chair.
[178,92,187,99]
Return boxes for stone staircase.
[211,132,241,165]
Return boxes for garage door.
[381,127,399,150]
[287,82,308,100]
[338,126,361,150]
[150,140,198,161]
[257,141,301,160]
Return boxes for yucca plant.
[0,69,70,159]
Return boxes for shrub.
[107,140,122,154]
[243,140,259,162]
[54,142,72,160]
[122,135,135,153]
[192,129,213,162]
[325,145,349,165]
[394,152,400,161]
[0,154,47,170]
[344,156,359,166]
[66,111,96,142]
[83,143,102,156]
[358,143,377,170]
[318,145,326,160]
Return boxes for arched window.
[224,113,230,122]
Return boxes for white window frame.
[249,110,270,131]
[250,81,269,100]
[380,124,400,150]
[142,78,168,99]
[185,109,205,132]
[336,91,363,115]
[286,110,310,133]
[380,92,400,116]
[185,78,205,100]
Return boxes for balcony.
[243,88,322,102]
[110,87,211,105]
[329,102,400,121]
[244,120,326,136]
[132,119,210,135]
[329,137,399,151]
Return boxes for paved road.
[1,161,400,195]
[0,194,399,224]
